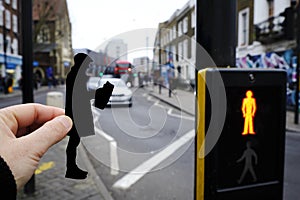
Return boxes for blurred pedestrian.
[5,74,13,94]
[0,74,4,93]
[53,75,57,88]
[47,76,53,89]
[18,76,23,90]
[33,74,38,90]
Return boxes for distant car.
[98,78,133,107]
[103,66,115,76]
[101,74,114,78]
[87,76,101,91]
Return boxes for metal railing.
[254,14,285,43]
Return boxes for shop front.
[0,53,23,91]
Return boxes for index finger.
[0,103,65,135]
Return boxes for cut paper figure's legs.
[65,125,88,179]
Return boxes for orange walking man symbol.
[241,90,256,135]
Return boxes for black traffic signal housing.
[280,6,295,40]
[195,68,286,200]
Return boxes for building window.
[0,8,3,26]
[12,14,17,33]
[5,0,10,4]
[238,8,250,47]
[242,13,247,44]
[0,33,3,52]
[173,26,176,39]
[178,21,183,36]
[183,17,188,33]
[12,0,17,10]
[183,39,188,59]
[6,35,11,54]
[166,31,169,44]
[5,10,11,29]
[37,25,50,43]
[178,41,183,61]
[186,65,189,79]
[191,10,195,28]
[12,38,17,55]
[191,36,196,60]
[171,45,176,60]
[166,32,169,44]
[164,33,167,44]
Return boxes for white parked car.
[87,76,101,91]
[98,78,133,107]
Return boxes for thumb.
[25,115,73,155]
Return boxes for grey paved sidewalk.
[0,85,64,100]
[147,85,195,116]
[17,138,104,200]
[0,85,106,200]
[146,85,300,132]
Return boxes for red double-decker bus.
[114,60,132,77]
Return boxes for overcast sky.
[66,0,189,51]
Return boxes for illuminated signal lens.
[241,90,256,135]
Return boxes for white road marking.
[93,106,119,176]
[95,126,114,142]
[167,108,173,115]
[110,141,119,176]
[112,129,195,190]
[167,108,194,121]
[154,100,163,107]
[146,94,194,120]
[147,96,153,101]
[94,127,119,176]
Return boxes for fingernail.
[57,115,72,130]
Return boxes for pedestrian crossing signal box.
[195,68,286,200]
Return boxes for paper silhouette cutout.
[65,53,113,179]
[95,81,114,109]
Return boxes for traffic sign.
[195,68,286,200]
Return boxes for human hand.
[0,103,72,190]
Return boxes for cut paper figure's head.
[73,53,93,70]
[73,53,93,68]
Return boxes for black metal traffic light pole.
[194,0,236,196]
[22,0,35,194]
[295,2,300,124]
[196,0,236,68]
[194,0,237,133]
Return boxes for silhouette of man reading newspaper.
[65,53,114,179]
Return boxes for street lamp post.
[158,29,162,94]
[146,36,149,85]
